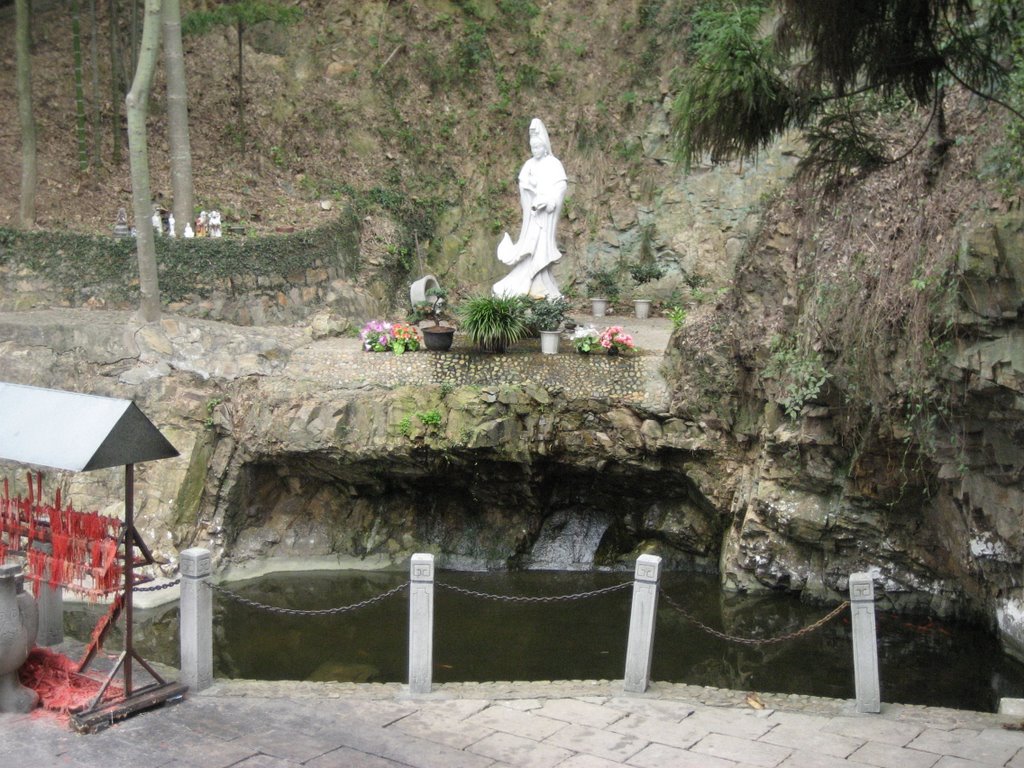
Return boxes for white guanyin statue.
[493,118,567,300]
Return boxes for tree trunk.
[89,0,101,167]
[71,0,89,171]
[236,18,245,149]
[162,0,193,235]
[127,0,163,322]
[130,0,139,71]
[16,0,36,228]
[109,0,122,164]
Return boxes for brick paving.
[3,677,1024,767]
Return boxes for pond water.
[67,569,1024,713]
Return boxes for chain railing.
[437,580,631,603]
[205,580,409,617]
[133,577,182,592]
[175,550,883,713]
[660,590,850,647]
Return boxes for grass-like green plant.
[457,295,529,353]
[667,305,687,329]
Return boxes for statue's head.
[529,118,551,159]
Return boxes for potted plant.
[457,295,528,353]
[526,296,571,354]
[586,267,621,318]
[409,287,455,352]
[628,262,664,319]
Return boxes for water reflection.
[65,570,1024,712]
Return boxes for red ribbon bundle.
[0,473,125,600]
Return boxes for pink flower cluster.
[599,326,635,353]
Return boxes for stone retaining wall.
[0,259,380,327]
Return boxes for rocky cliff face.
[657,95,1024,658]
[3,211,1024,659]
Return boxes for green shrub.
[524,295,571,332]
[629,262,664,286]
[586,267,621,301]
[764,335,832,419]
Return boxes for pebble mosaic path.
[284,315,674,413]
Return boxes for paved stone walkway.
[3,677,1024,767]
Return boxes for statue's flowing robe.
[493,153,567,299]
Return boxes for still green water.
[67,569,1024,713]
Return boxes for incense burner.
[0,563,39,713]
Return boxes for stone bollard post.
[35,543,64,646]
[179,548,213,692]
[849,572,880,713]
[624,554,662,693]
[408,553,434,695]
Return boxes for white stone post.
[35,544,64,646]
[179,548,213,692]
[850,572,880,713]
[624,554,662,693]
[408,553,435,695]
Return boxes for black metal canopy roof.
[0,382,178,471]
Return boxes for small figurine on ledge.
[113,207,130,238]
[209,210,222,238]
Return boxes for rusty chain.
[660,589,850,646]
[133,578,182,592]
[437,580,632,603]
[205,580,409,616]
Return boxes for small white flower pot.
[539,330,561,354]
[591,298,609,317]
[633,299,652,320]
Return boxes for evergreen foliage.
[674,0,1024,188]
[182,2,302,147]
[674,2,792,168]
